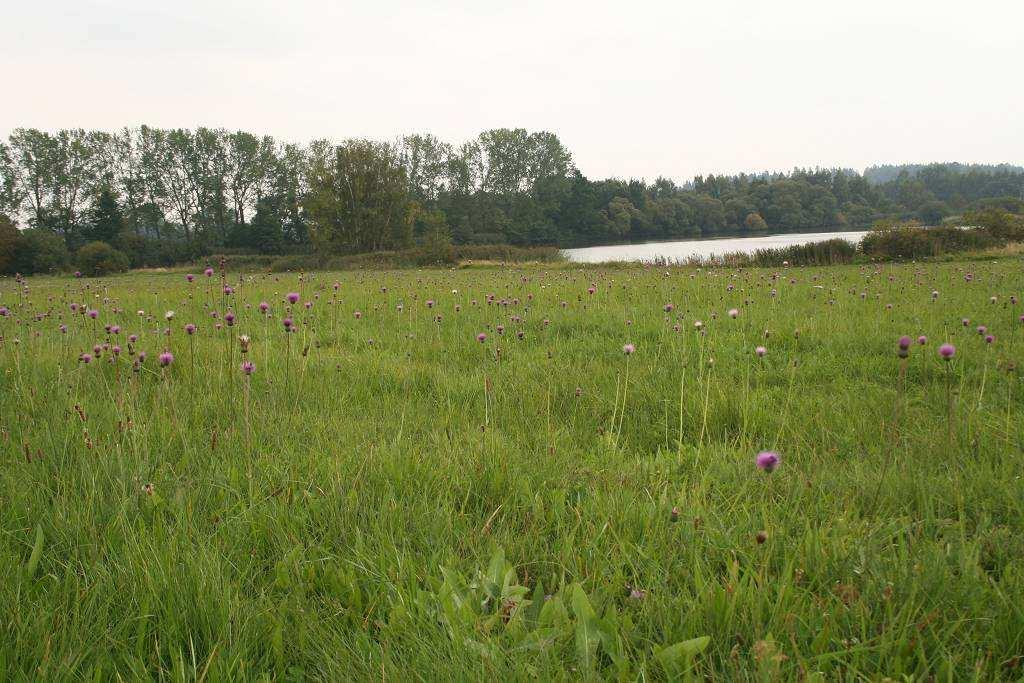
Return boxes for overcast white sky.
[2,0,1021,181]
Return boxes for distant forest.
[1,127,1023,273]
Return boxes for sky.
[2,0,1022,182]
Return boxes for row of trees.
[2,126,1023,274]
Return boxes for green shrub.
[861,226,1002,260]
[0,215,17,274]
[963,209,1024,241]
[12,229,70,274]
[76,241,131,276]
[269,254,316,272]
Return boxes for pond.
[562,230,869,263]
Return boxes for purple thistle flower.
[286,292,300,304]
[225,312,235,326]
[623,343,635,355]
[976,325,987,335]
[129,334,138,343]
[241,360,255,375]
[985,334,994,344]
[755,346,767,357]
[186,274,195,282]
[476,333,487,342]
[185,323,197,335]
[938,343,956,360]
[259,301,269,313]
[917,335,927,345]
[88,309,99,319]
[353,311,362,319]
[80,353,93,364]
[283,317,293,330]
[204,267,214,277]
[756,451,780,472]
[158,351,174,367]
[898,335,912,351]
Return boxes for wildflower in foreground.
[756,451,780,472]
[241,360,255,375]
[158,351,174,367]
[938,343,956,360]
[755,346,767,357]
[287,292,300,304]
[897,335,911,358]
[476,333,487,342]
[623,343,635,355]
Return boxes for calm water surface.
[562,230,868,263]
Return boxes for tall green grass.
[0,258,1022,679]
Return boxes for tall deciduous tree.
[305,140,413,254]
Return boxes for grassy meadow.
[1,258,1023,680]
